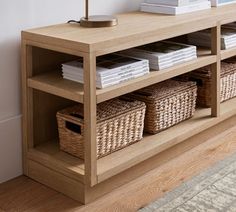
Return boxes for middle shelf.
[28,49,215,104]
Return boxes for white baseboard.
[0,115,22,183]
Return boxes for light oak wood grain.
[27,50,216,104]
[21,4,236,56]
[221,47,236,60]
[25,114,236,203]
[21,42,33,175]
[28,72,84,103]
[22,11,216,55]
[21,3,236,204]
[25,97,236,189]
[83,53,98,187]
[211,23,221,117]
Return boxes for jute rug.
[140,152,236,212]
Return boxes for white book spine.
[62,59,149,77]
[63,66,149,83]
[97,60,148,77]
[63,69,149,88]
[140,1,211,15]
[63,64,149,81]
[211,0,236,7]
[100,72,149,88]
[151,55,197,70]
[100,68,149,86]
[156,53,197,66]
[121,49,176,65]
[145,0,207,6]
[223,43,236,49]
[122,51,196,69]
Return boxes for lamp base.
[80,15,118,28]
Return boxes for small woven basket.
[180,60,236,107]
[57,98,146,159]
[128,80,197,134]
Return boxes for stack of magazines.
[188,26,236,50]
[140,0,211,15]
[211,0,236,7]
[119,41,197,71]
[61,54,149,89]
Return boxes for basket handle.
[65,121,82,135]
[70,113,84,119]
[189,77,203,87]
[119,96,136,102]
[133,91,152,97]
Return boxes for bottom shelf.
[28,97,236,184]
[28,141,85,183]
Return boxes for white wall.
[0,0,141,183]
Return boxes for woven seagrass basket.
[56,98,146,159]
[181,60,236,107]
[129,80,197,134]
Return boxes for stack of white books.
[140,0,211,15]
[119,41,197,71]
[188,27,236,50]
[211,0,236,7]
[61,54,149,89]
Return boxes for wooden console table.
[22,4,236,204]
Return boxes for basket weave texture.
[57,98,146,159]
[183,60,236,107]
[129,80,197,134]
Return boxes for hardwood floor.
[1,124,236,212]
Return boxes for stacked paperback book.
[120,41,197,71]
[140,0,211,15]
[188,26,236,50]
[61,54,149,89]
[211,0,236,6]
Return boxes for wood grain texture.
[24,98,236,188]
[1,123,236,211]
[21,42,33,175]
[28,160,85,203]
[22,11,216,55]
[0,177,80,212]
[27,50,216,104]
[21,4,236,55]
[211,24,221,117]
[28,72,84,103]
[221,47,236,60]
[32,90,75,146]
[21,3,236,205]
[83,53,98,187]
[25,115,236,204]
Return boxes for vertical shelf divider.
[83,53,98,187]
[211,22,221,117]
[21,42,34,175]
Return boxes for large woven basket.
[181,61,236,107]
[129,80,197,134]
[56,98,146,159]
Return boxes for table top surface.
[22,4,236,54]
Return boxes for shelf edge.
[27,148,85,183]
[28,78,84,103]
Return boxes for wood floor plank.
[0,177,58,211]
[0,125,236,212]
[25,194,81,212]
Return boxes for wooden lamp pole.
[80,0,118,27]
